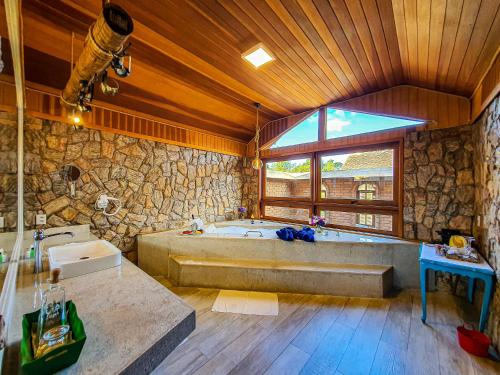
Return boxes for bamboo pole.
[61,3,133,107]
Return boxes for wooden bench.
[169,256,393,297]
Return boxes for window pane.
[264,205,310,221]
[265,158,311,198]
[320,149,393,200]
[271,112,319,148]
[320,210,393,232]
[326,108,422,140]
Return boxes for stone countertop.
[3,232,195,374]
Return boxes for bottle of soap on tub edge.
[35,268,71,358]
[190,215,197,232]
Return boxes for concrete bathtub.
[138,220,419,297]
[138,220,420,296]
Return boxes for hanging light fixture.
[60,3,133,113]
[252,103,263,170]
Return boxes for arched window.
[357,213,375,227]
[357,184,376,200]
[357,184,376,227]
[320,184,327,198]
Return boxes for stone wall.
[241,159,259,218]
[472,96,500,349]
[24,117,247,261]
[403,125,475,241]
[0,112,17,232]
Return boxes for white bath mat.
[212,290,279,316]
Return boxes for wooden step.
[169,256,393,298]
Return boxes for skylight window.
[270,111,319,148]
[326,108,422,139]
[242,43,274,68]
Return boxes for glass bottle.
[35,268,70,358]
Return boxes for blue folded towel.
[297,227,315,242]
[276,226,314,242]
[276,227,297,241]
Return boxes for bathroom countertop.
[3,230,195,374]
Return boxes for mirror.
[61,165,81,197]
[0,37,17,290]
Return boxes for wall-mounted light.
[242,43,274,68]
[71,113,81,125]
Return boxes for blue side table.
[419,243,495,332]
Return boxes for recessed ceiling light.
[242,43,274,68]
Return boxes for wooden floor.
[152,282,500,375]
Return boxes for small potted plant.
[237,206,247,220]
[311,215,327,234]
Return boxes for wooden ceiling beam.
[4,0,497,145]
[19,1,279,121]
[7,2,282,140]
[187,0,325,109]
[266,0,361,96]
[214,1,331,103]
[55,0,297,115]
[295,0,370,93]
[454,0,499,92]
[221,0,343,100]
[343,0,390,88]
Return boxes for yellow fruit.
[449,235,466,248]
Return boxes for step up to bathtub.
[169,256,393,298]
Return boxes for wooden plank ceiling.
[0,0,499,143]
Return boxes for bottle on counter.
[34,268,71,358]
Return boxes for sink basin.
[48,240,122,279]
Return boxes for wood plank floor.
[152,281,500,375]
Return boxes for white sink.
[48,240,122,279]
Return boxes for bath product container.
[35,269,69,358]
[20,301,86,375]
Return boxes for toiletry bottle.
[190,214,198,232]
[35,268,70,358]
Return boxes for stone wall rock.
[241,158,259,218]
[0,112,18,231]
[24,118,246,261]
[472,95,500,350]
[403,125,475,241]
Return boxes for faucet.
[33,229,74,274]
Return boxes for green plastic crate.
[20,300,86,375]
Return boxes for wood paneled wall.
[258,85,470,155]
[471,53,500,122]
[331,85,470,128]
[259,109,316,149]
[0,81,247,156]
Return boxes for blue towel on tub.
[276,227,297,241]
[276,226,314,242]
[297,227,315,242]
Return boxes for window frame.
[260,141,403,237]
[262,153,314,203]
[262,201,313,225]
[316,142,400,209]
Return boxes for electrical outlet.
[36,214,46,225]
[0,216,4,228]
